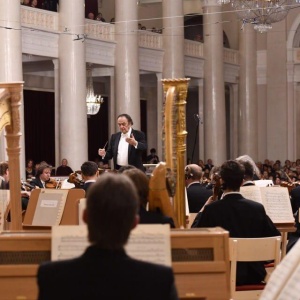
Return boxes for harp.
[0,82,23,230]
[148,78,189,228]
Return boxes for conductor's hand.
[98,148,106,157]
[126,134,137,147]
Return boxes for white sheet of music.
[0,190,9,232]
[32,189,68,226]
[78,198,86,225]
[125,224,171,266]
[259,240,300,300]
[240,186,294,223]
[51,224,171,267]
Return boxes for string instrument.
[211,173,221,201]
[45,178,61,189]
[68,170,84,189]
[148,162,179,228]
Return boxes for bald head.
[185,164,203,181]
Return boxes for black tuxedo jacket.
[104,129,147,171]
[139,206,175,228]
[30,177,44,188]
[186,182,213,213]
[37,246,178,300]
[192,193,280,285]
[290,185,300,213]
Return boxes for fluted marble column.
[202,0,226,165]
[0,0,25,178]
[162,0,185,78]
[238,24,258,160]
[115,0,140,129]
[59,0,87,170]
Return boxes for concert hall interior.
[1,0,300,299]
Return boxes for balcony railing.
[20,6,240,66]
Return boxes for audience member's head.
[123,168,149,208]
[219,160,245,191]
[83,173,139,249]
[87,12,95,20]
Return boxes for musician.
[235,159,256,186]
[98,114,147,171]
[80,161,99,192]
[37,173,178,300]
[192,160,280,285]
[185,164,212,213]
[30,164,52,188]
[0,161,31,210]
[0,161,9,189]
[146,148,160,164]
[123,168,175,228]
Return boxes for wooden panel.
[0,227,230,300]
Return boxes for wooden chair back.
[229,236,281,300]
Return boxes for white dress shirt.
[117,127,132,166]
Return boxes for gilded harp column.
[0,82,23,230]
[162,78,189,228]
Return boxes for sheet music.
[240,186,294,223]
[125,224,171,266]
[262,187,293,223]
[78,198,86,225]
[32,189,68,226]
[51,224,171,267]
[259,240,300,300]
[51,225,89,260]
[0,190,9,232]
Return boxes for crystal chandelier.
[220,0,297,33]
[86,64,103,115]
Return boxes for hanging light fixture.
[86,64,103,115]
[219,0,298,33]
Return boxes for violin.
[68,171,84,189]
[45,178,60,189]
[211,173,221,201]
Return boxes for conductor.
[98,114,147,171]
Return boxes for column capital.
[201,0,222,8]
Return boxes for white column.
[238,24,258,160]
[58,0,87,170]
[162,0,185,78]
[198,80,204,160]
[156,73,163,160]
[115,0,140,129]
[0,0,25,178]
[202,0,226,165]
[52,59,60,168]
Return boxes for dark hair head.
[241,161,254,180]
[123,168,149,208]
[86,173,139,249]
[0,161,8,176]
[219,160,245,191]
[118,165,136,173]
[81,161,98,177]
[117,114,133,126]
[150,148,156,154]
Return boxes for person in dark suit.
[192,160,280,285]
[123,168,175,228]
[98,114,147,171]
[37,172,178,300]
[55,158,73,176]
[185,164,213,213]
[80,161,98,192]
[30,164,52,188]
